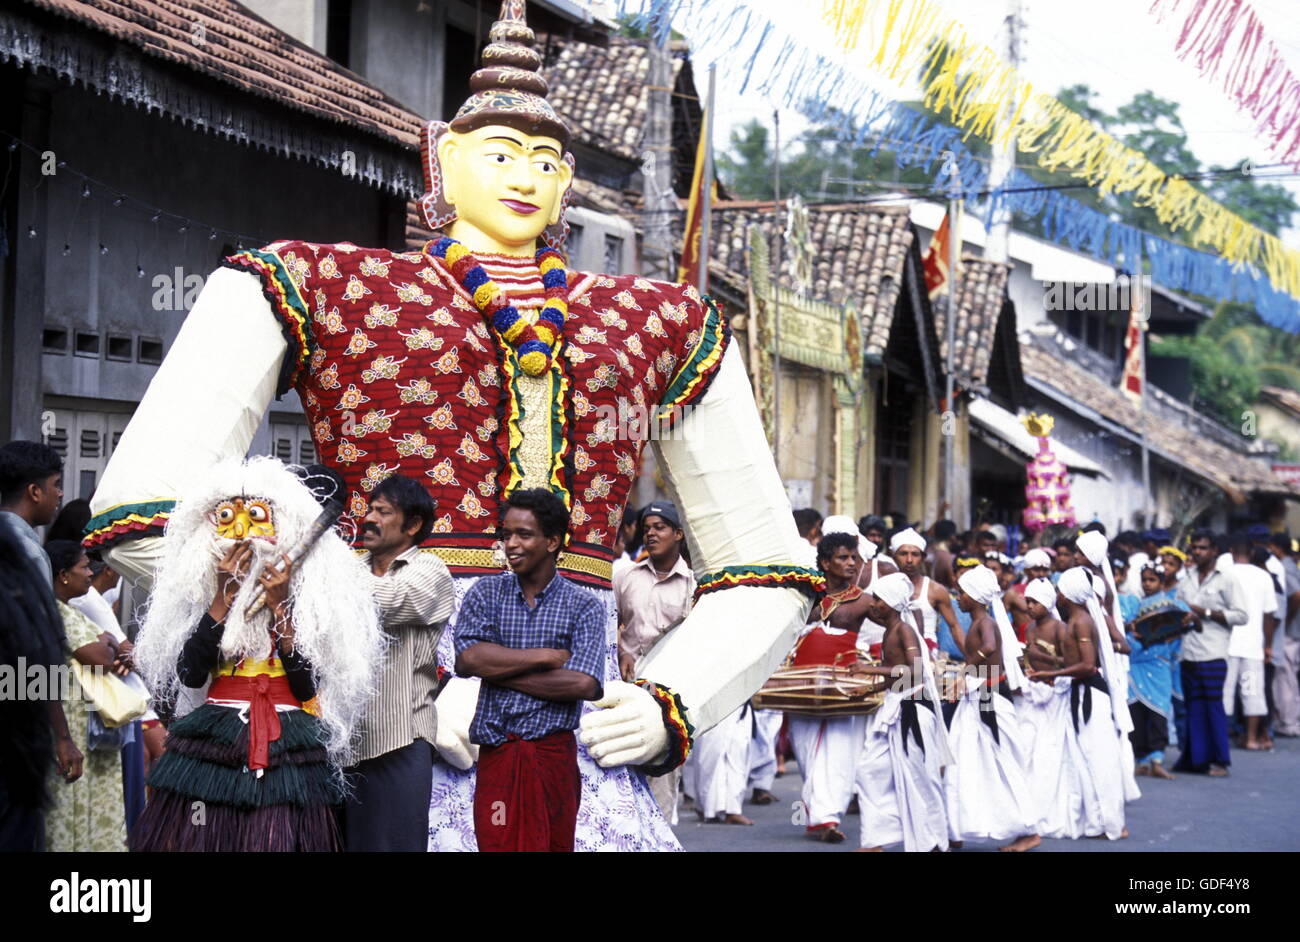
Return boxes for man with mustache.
[347,473,455,851]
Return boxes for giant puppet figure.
[88,2,815,849]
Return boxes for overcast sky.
[615,0,1300,246]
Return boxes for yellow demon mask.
[211,497,276,541]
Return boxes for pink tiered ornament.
[1021,412,1076,534]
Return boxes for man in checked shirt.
[455,488,605,852]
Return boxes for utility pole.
[642,31,676,280]
[983,0,1022,264]
[771,109,783,466]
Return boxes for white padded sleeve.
[91,267,287,589]
[641,344,813,733]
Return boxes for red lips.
[500,199,541,215]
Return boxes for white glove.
[578,680,671,768]
[432,676,480,770]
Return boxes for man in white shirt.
[613,502,695,822]
[1176,530,1247,776]
[1227,534,1277,751]
[1269,534,1300,737]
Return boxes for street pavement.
[672,734,1300,852]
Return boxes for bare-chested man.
[945,566,1039,852]
[1020,578,1093,839]
[1006,547,1052,630]
[853,571,952,852]
[787,533,876,843]
[890,528,964,653]
[1044,568,1129,840]
[1075,531,1139,802]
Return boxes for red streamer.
[1150,0,1300,168]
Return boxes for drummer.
[786,532,875,844]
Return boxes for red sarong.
[473,729,580,852]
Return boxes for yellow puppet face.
[212,498,276,541]
[437,125,572,255]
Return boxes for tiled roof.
[546,35,694,166]
[548,35,654,161]
[1261,385,1300,422]
[934,256,1012,390]
[19,0,423,148]
[707,201,916,360]
[1021,337,1299,501]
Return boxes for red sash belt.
[208,673,302,772]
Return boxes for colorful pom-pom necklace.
[428,237,568,376]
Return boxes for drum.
[752,650,886,717]
[1132,600,1190,646]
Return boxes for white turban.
[1075,530,1108,567]
[869,571,914,612]
[956,565,1026,690]
[1022,548,1051,570]
[822,514,877,561]
[869,572,953,767]
[1023,577,1060,619]
[1056,567,1131,733]
[889,527,926,553]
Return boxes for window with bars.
[603,235,623,273]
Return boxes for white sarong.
[748,708,783,792]
[689,704,753,819]
[788,713,868,827]
[1020,677,1093,839]
[1072,675,1126,840]
[943,681,1037,843]
[856,687,949,852]
[1113,653,1142,802]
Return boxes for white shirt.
[1265,555,1287,624]
[1177,566,1248,662]
[1230,563,1278,660]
